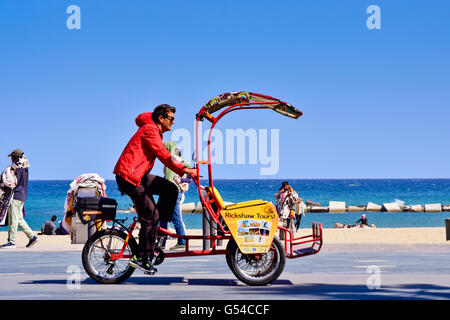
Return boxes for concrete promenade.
[1,243,450,300]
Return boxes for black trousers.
[116,174,178,258]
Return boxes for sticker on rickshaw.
[221,200,279,254]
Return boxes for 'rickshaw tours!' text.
[223,211,275,220]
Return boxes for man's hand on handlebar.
[184,167,198,179]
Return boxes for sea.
[2,179,450,231]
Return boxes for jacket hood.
[163,141,178,155]
[135,112,155,128]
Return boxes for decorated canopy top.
[201,91,303,119]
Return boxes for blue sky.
[0,0,449,180]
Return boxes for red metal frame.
[157,227,232,258]
[278,222,323,258]
[193,93,323,259]
[110,216,233,262]
[193,99,281,233]
[110,92,322,261]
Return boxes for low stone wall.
[179,201,450,214]
[303,202,450,213]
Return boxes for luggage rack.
[278,222,323,259]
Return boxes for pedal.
[153,248,165,265]
[106,263,115,275]
[144,269,157,276]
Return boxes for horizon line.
[28,177,450,181]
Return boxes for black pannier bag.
[75,197,117,224]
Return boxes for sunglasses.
[163,115,175,122]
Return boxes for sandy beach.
[1,227,449,252]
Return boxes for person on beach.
[158,141,191,250]
[274,181,299,239]
[334,223,357,228]
[39,215,57,235]
[55,220,70,235]
[355,214,371,227]
[334,214,376,228]
[114,104,197,273]
[0,149,39,249]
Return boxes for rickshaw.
[81,92,323,286]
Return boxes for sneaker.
[129,255,158,274]
[1,242,16,249]
[26,236,39,248]
[170,243,186,250]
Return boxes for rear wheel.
[82,229,137,284]
[226,237,285,286]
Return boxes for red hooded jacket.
[113,112,186,186]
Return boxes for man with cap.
[1,149,39,249]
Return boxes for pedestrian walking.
[0,149,39,249]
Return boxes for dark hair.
[51,215,57,221]
[152,104,176,123]
[281,181,289,187]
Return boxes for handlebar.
[180,177,192,183]
[180,173,202,184]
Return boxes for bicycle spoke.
[235,247,279,280]
[87,234,132,280]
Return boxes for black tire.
[226,237,286,286]
[82,229,138,284]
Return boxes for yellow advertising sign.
[221,200,279,254]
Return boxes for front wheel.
[82,229,137,284]
[226,237,286,286]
